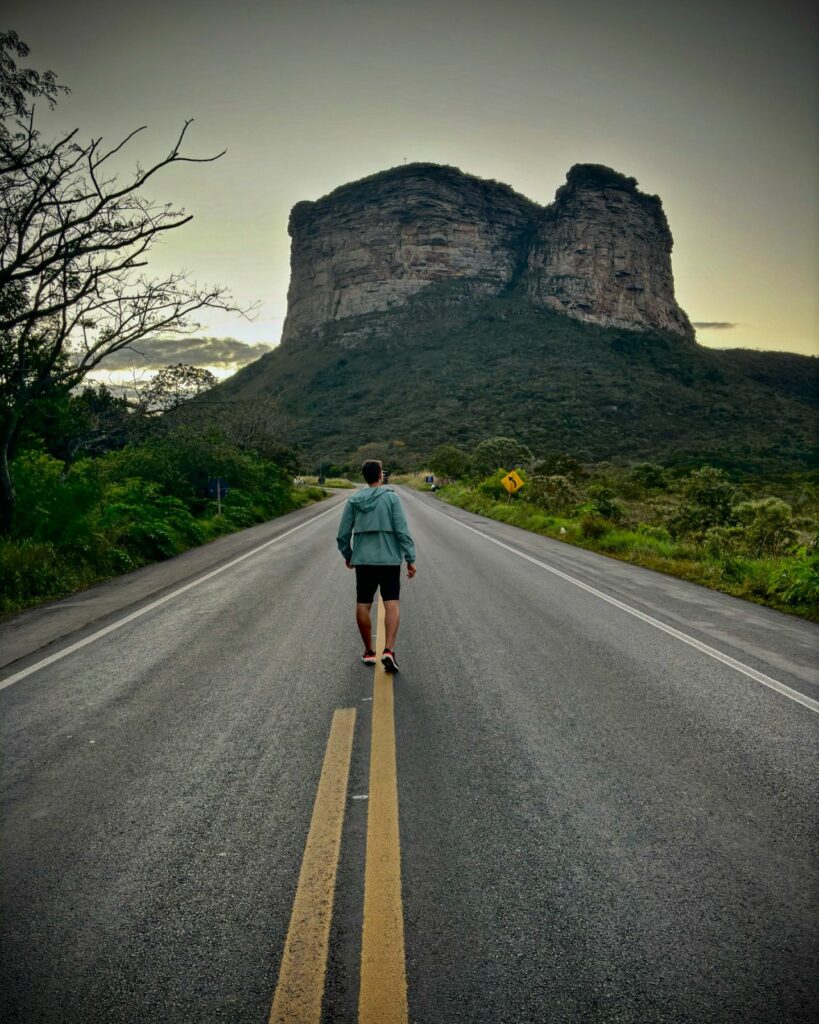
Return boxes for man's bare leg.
[356,603,373,650]
[384,599,400,650]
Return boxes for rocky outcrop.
[282,164,539,343]
[280,162,694,344]
[520,165,693,338]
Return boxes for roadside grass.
[391,472,434,490]
[438,484,819,623]
[300,475,355,488]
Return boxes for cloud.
[692,321,738,330]
[95,336,274,370]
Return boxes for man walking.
[336,460,416,672]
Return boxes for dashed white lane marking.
[0,500,343,692]
[411,494,819,715]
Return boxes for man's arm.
[336,501,354,563]
[389,494,416,567]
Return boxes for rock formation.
[520,165,693,337]
[281,162,694,344]
[282,165,538,341]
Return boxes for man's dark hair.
[362,460,382,484]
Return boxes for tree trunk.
[0,414,20,535]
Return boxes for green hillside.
[218,283,817,472]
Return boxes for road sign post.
[207,477,230,514]
[501,470,524,503]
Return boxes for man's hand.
[345,560,353,569]
[407,563,417,579]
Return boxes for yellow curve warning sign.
[501,470,524,494]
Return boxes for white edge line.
[409,492,819,715]
[0,500,343,692]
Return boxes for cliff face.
[282,164,539,343]
[520,165,693,337]
[280,162,694,344]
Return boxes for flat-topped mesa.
[281,163,539,343]
[280,162,694,344]
[521,164,694,338]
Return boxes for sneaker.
[381,648,399,673]
[362,649,376,666]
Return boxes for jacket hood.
[348,485,394,512]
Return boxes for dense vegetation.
[418,441,819,621]
[217,282,817,475]
[0,383,324,615]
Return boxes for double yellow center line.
[359,600,409,1020]
[269,599,408,1023]
[268,707,356,1023]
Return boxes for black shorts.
[355,564,401,603]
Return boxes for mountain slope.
[218,284,817,471]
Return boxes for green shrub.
[668,466,736,539]
[11,452,103,544]
[107,547,138,573]
[636,523,671,541]
[579,514,609,539]
[99,435,293,514]
[215,491,258,530]
[737,558,782,599]
[99,480,205,560]
[429,444,469,479]
[528,474,580,514]
[630,463,668,490]
[703,498,798,559]
[703,524,745,559]
[530,453,584,480]
[579,484,626,523]
[470,436,533,478]
[732,497,797,556]
[769,551,819,606]
[1,540,72,609]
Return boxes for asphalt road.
[1,488,817,1023]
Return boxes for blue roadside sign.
[207,477,229,498]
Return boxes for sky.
[5,0,818,381]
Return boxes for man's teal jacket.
[336,486,416,566]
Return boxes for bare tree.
[0,32,250,531]
[208,398,292,462]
